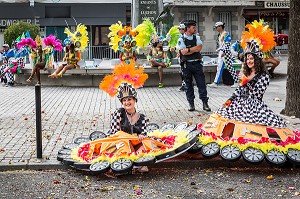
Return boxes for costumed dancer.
[99,61,149,141]
[208,21,239,88]
[56,61,201,175]
[135,19,179,88]
[26,35,62,84]
[0,44,11,86]
[108,22,138,64]
[0,43,15,87]
[148,36,168,88]
[49,24,88,78]
[198,20,300,165]
[101,62,149,173]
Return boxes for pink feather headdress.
[17,38,36,49]
[43,35,63,51]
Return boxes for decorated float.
[57,122,200,174]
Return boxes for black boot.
[188,101,195,111]
[203,102,211,112]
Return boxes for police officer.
[177,20,211,112]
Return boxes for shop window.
[185,13,198,23]
[185,13,199,32]
[92,26,110,46]
[219,12,232,33]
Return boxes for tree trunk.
[282,0,300,117]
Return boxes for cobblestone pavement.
[0,56,299,168]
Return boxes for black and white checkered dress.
[110,108,149,135]
[217,72,286,128]
[222,42,239,83]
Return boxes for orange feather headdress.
[241,19,277,58]
[99,61,148,99]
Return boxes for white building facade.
[0,0,289,56]
[171,0,289,52]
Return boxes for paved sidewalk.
[0,56,299,170]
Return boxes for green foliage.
[3,21,40,45]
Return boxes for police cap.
[184,20,196,27]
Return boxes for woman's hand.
[223,99,232,107]
[238,72,245,80]
[138,134,146,141]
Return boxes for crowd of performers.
[0,24,88,85]
[0,37,30,87]
[54,19,300,176]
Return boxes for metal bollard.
[35,84,42,158]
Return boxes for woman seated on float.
[148,36,168,88]
[48,42,79,78]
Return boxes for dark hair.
[243,53,266,76]
[152,42,163,51]
[66,43,75,53]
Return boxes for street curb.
[0,157,296,172]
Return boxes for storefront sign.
[139,0,159,24]
[261,11,289,17]
[265,1,290,9]
[0,18,40,27]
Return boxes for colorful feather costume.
[108,22,139,64]
[99,61,148,97]
[241,19,277,58]
[134,18,156,49]
[17,38,36,50]
[64,24,89,52]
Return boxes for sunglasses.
[179,28,185,30]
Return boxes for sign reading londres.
[265,1,290,9]
[139,0,159,24]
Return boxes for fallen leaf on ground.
[267,175,274,180]
[53,180,61,184]
[134,189,142,195]
[288,187,296,190]
[197,190,204,193]
[99,186,115,192]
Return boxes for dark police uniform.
[178,31,211,112]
